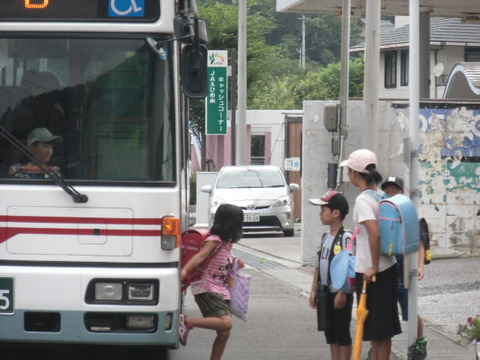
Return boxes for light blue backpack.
[364,191,420,256]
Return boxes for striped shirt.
[191,234,233,299]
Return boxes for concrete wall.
[301,100,480,265]
[416,106,480,256]
[302,101,369,265]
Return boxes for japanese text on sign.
[206,51,228,135]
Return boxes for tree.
[251,57,365,109]
[196,0,363,107]
[199,0,297,103]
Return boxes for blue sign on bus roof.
[0,0,159,22]
[109,0,146,18]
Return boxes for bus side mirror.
[181,44,208,98]
[174,16,209,45]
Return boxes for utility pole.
[298,15,307,71]
[230,51,237,165]
[236,0,247,165]
[337,0,351,188]
[363,0,381,153]
[408,0,420,355]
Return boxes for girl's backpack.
[365,191,420,256]
[180,228,217,291]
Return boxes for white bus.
[0,0,207,356]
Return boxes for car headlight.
[275,195,292,207]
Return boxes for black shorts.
[324,291,354,346]
[355,264,402,341]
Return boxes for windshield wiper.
[0,125,88,203]
[247,169,264,187]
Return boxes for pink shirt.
[190,234,234,299]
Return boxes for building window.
[400,51,408,86]
[384,51,397,88]
[465,47,480,62]
[251,135,265,165]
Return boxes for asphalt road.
[172,266,333,360]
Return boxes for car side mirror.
[201,185,212,193]
[289,183,299,192]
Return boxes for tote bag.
[228,262,251,321]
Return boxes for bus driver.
[9,127,62,179]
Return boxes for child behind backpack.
[179,203,245,360]
[381,176,428,360]
[309,190,354,360]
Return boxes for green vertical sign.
[206,50,228,135]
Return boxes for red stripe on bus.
[0,215,162,225]
[0,227,161,244]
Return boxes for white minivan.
[201,165,299,237]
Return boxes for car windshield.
[0,36,174,183]
[216,168,285,189]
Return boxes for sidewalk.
[236,232,477,360]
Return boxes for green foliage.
[199,2,239,51]
[192,0,365,130]
[199,0,296,100]
[189,99,205,140]
[251,57,364,109]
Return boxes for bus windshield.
[0,36,175,183]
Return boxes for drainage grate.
[233,248,288,270]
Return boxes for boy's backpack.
[364,191,420,256]
[180,228,213,291]
[419,217,432,264]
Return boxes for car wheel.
[283,229,294,237]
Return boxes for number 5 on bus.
[0,278,13,314]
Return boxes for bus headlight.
[87,279,159,304]
[128,283,154,301]
[95,282,123,301]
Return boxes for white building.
[351,16,480,99]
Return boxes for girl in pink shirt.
[180,204,245,360]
